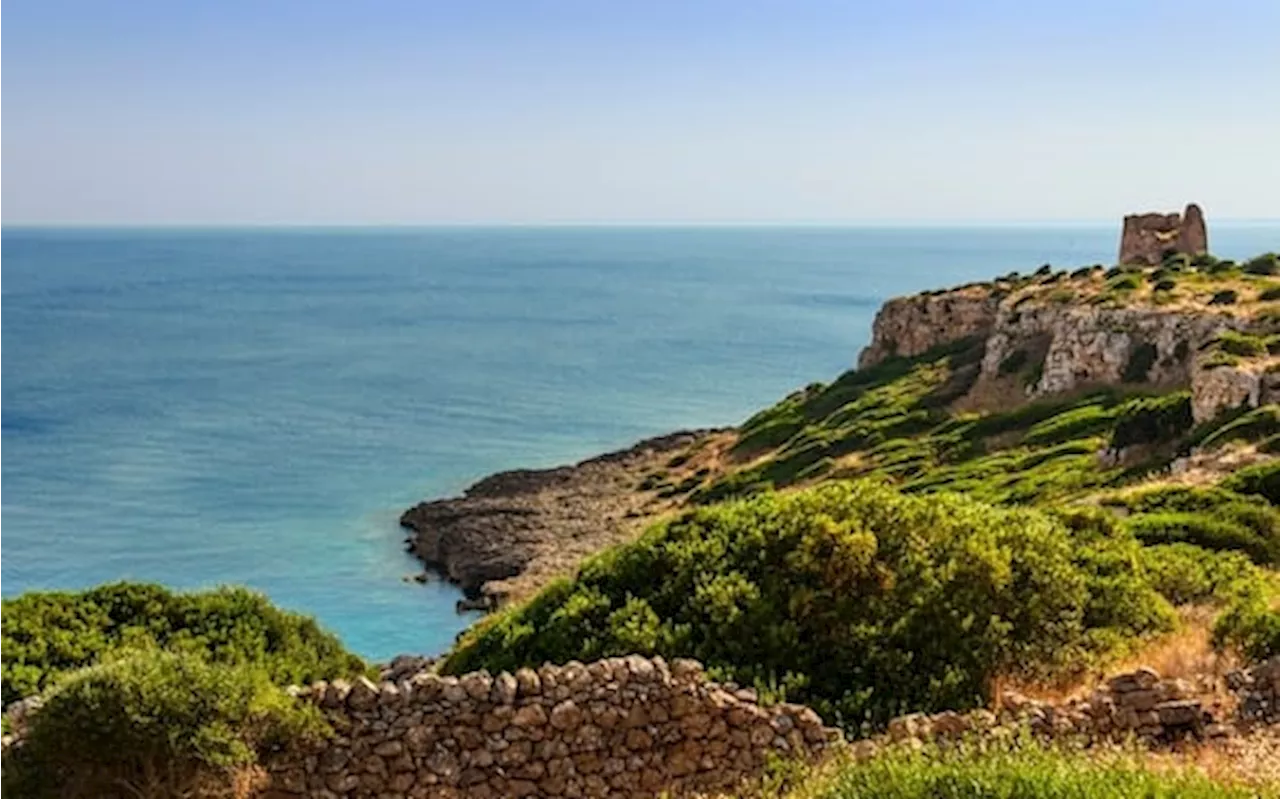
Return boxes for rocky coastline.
[399,429,728,610]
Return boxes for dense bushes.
[1223,460,1280,504]
[794,742,1273,799]
[1214,597,1280,662]
[1125,512,1279,566]
[1137,544,1263,606]
[445,482,1172,728]
[2,651,327,799]
[1,582,366,706]
[1109,392,1193,450]
[1109,484,1280,565]
[1201,405,1280,450]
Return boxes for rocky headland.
[399,429,730,609]
[402,208,1280,611]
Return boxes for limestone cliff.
[856,288,1000,368]
[859,260,1275,423]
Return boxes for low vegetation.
[445,481,1175,728]
[774,741,1277,799]
[2,651,328,799]
[1,581,367,706]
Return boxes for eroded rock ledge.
[400,430,725,608]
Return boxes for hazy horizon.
[5,0,1279,225]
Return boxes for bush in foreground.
[1,582,366,705]
[445,481,1173,727]
[2,650,328,799]
[780,741,1274,799]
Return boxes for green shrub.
[1223,460,1280,504]
[1154,278,1178,292]
[444,482,1172,727]
[1124,511,1278,565]
[1200,405,1280,449]
[1209,289,1239,305]
[1106,274,1142,292]
[1122,343,1158,383]
[1021,404,1117,447]
[801,741,1272,799]
[2,650,327,799]
[1243,252,1280,276]
[1109,392,1193,450]
[1215,331,1268,358]
[1,582,366,706]
[1214,597,1280,662]
[1113,484,1264,514]
[1200,350,1241,370]
[1138,544,1262,606]
[1259,285,1280,302]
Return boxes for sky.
[3,0,1279,225]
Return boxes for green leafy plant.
[444,481,1173,728]
[1109,393,1193,450]
[796,740,1273,799]
[2,650,328,799]
[1,582,366,706]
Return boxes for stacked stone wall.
[264,656,841,798]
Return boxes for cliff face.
[856,289,1000,368]
[860,277,1269,422]
[981,305,1237,396]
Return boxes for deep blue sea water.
[4,225,1278,660]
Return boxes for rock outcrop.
[262,656,840,798]
[400,431,723,607]
[1119,203,1208,266]
[857,288,1000,369]
[981,304,1239,397]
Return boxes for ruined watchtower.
[1117,203,1207,265]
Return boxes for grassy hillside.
[447,253,1280,736]
[443,480,1278,727]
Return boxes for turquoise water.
[4,226,1277,659]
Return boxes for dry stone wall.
[852,659,1280,760]
[264,656,841,799]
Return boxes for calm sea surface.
[4,226,1278,659]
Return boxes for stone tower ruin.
[1117,203,1207,265]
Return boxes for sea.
[4,225,1278,660]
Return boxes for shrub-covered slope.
[445,481,1178,726]
[1,581,366,706]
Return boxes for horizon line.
[6,218,1280,231]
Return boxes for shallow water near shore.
[4,225,1278,659]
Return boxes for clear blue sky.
[4,0,1279,224]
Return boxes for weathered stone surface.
[1192,359,1264,423]
[261,656,838,798]
[859,289,1000,368]
[400,431,722,605]
[1119,204,1208,265]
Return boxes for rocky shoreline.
[399,429,729,610]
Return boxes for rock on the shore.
[400,430,723,607]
